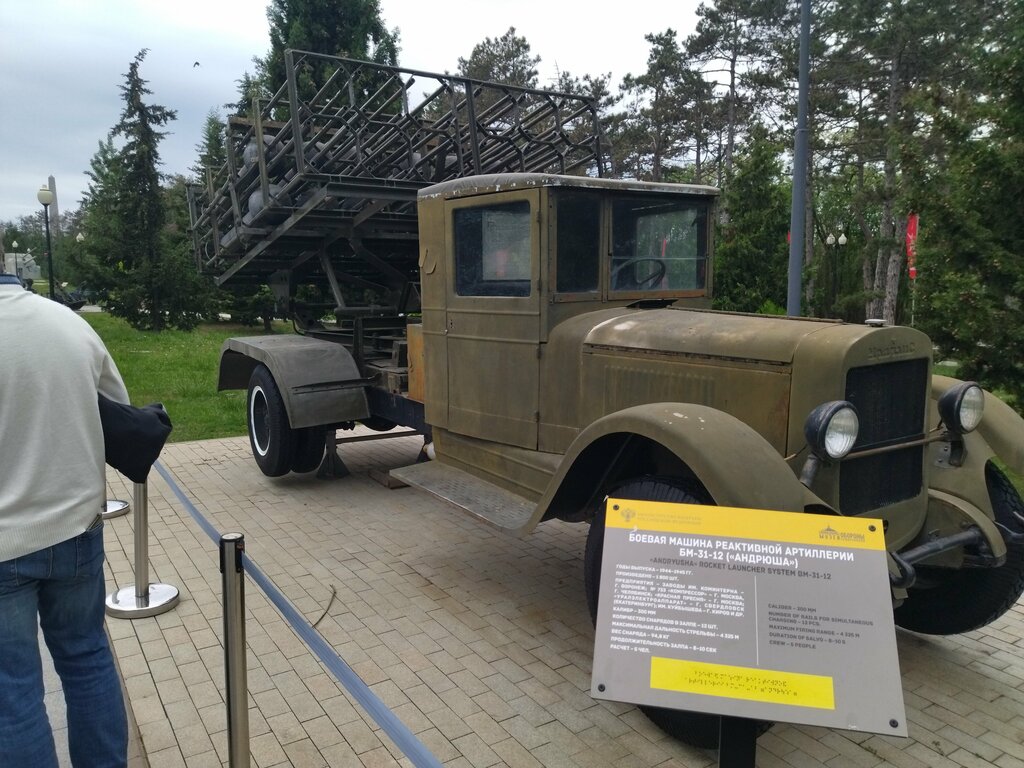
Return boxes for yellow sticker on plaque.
[650,657,835,710]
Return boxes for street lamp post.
[825,232,848,317]
[11,240,19,279]
[37,185,56,300]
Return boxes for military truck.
[189,50,1024,747]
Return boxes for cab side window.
[454,202,532,297]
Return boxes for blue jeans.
[0,522,128,767]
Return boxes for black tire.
[361,416,398,432]
[291,426,327,473]
[247,365,294,477]
[584,476,770,749]
[894,463,1024,635]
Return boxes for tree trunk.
[882,241,904,325]
[803,160,815,309]
[694,101,703,184]
[869,202,892,320]
[726,46,738,179]
[652,131,662,182]
[875,43,906,324]
[882,213,907,325]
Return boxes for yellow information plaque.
[591,500,906,736]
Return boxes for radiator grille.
[840,358,928,514]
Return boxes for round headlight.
[938,382,984,434]
[804,401,860,460]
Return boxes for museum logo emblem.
[818,525,866,544]
[617,506,637,523]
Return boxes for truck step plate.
[390,461,535,533]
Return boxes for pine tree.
[73,137,123,292]
[914,0,1024,404]
[713,125,790,313]
[813,0,998,325]
[262,0,398,98]
[191,109,227,182]
[614,30,712,182]
[81,50,209,330]
[685,0,791,182]
[457,27,540,87]
[227,70,270,118]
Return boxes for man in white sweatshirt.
[0,273,130,767]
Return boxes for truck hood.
[582,308,840,365]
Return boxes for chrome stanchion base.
[103,499,131,519]
[105,583,180,619]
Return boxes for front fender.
[533,403,823,528]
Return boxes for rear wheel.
[247,365,293,477]
[584,476,771,749]
[291,426,328,473]
[894,463,1024,635]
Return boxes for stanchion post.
[134,480,149,602]
[221,533,250,768]
[105,478,180,619]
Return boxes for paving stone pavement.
[90,429,1024,768]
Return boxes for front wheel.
[894,463,1024,635]
[584,476,770,749]
[247,365,294,477]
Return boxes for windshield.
[610,196,709,294]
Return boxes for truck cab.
[417,174,715,452]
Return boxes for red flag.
[906,213,919,279]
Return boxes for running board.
[390,461,535,533]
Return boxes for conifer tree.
[713,125,790,313]
[191,109,227,182]
[262,0,398,97]
[457,27,540,87]
[81,50,208,330]
[914,0,1024,404]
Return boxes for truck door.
[445,191,540,449]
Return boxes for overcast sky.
[0,0,701,225]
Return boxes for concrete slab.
[93,429,1024,767]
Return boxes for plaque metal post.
[718,717,758,768]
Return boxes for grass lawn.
[82,312,289,443]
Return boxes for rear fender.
[535,403,824,528]
[219,335,369,429]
